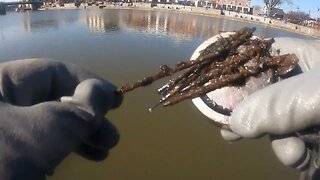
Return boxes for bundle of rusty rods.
[118,27,299,111]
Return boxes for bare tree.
[285,10,310,25]
[263,0,292,16]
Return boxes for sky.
[251,0,320,18]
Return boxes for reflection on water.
[84,9,309,41]
[0,9,304,180]
[20,10,80,32]
[1,9,308,42]
[23,16,59,32]
[87,10,121,32]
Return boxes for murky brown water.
[0,8,306,179]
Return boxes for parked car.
[150,2,157,7]
[273,13,284,20]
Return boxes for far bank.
[46,2,320,38]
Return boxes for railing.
[4,1,44,5]
[0,1,44,15]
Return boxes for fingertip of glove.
[75,144,109,161]
[75,120,120,161]
[271,136,307,168]
[83,119,120,151]
[111,89,123,109]
[220,129,242,141]
[72,79,123,117]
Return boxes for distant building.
[194,0,252,14]
[255,6,285,19]
[304,18,320,28]
[223,0,252,13]
[270,7,285,19]
[270,8,284,15]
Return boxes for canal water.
[0,8,307,179]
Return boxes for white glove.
[192,36,320,179]
[224,38,320,177]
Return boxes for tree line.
[263,0,319,24]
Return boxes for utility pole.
[0,2,6,15]
[318,6,320,22]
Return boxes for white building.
[195,0,252,14]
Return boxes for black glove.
[0,58,122,180]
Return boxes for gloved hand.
[0,58,122,180]
[220,38,320,177]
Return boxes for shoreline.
[47,3,320,39]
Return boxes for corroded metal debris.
[118,27,299,112]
